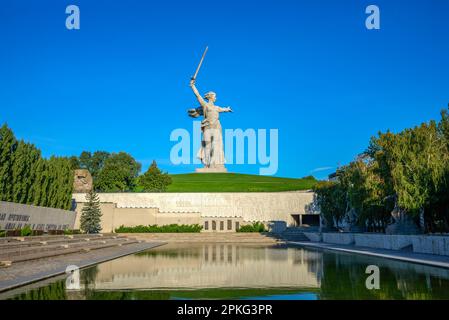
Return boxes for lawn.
[166,173,317,192]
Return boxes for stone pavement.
[0,241,165,293]
[289,241,449,269]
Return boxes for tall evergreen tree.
[0,124,17,201]
[80,189,102,234]
[11,141,26,203]
[0,123,75,210]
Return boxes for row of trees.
[0,124,74,210]
[71,151,172,192]
[314,106,449,233]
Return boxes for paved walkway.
[0,241,165,292]
[289,241,449,269]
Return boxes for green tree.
[0,123,74,210]
[29,157,47,207]
[439,106,449,145]
[370,122,448,224]
[138,160,172,192]
[430,106,449,231]
[78,151,110,179]
[80,189,102,234]
[392,123,447,215]
[95,152,141,192]
[0,124,17,201]
[11,141,40,204]
[69,156,80,170]
[337,157,391,231]
[313,180,346,229]
[44,157,74,210]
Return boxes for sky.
[1,0,449,179]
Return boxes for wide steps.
[0,235,125,250]
[0,238,140,263]
[0,233,105,244]
[0,237,134,258]
[278,228,310,242]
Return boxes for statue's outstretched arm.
[190,80,207,107]
[217,106,233,113]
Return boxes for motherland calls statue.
[187,47,232,173]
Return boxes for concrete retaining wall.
[0,201,76,231]
[308,232,449,257]
[322,233,355,245]
[411,236,449,256]
[354,234,412,250]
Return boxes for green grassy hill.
[166,173,317,192]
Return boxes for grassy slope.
[166,173,317,192]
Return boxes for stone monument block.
[73,169,93,193]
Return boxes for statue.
[385,194,421,235]
[187,47,232,173]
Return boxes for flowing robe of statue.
[188,81,232,171]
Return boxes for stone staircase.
[277,227,310,242]
[0,234,142,266]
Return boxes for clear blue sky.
[1,0,448,179]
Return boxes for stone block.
[354,234,412,250]
[411,236,449,256]
[322,233,354,245]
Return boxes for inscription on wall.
[0,202,76,231]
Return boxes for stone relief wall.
[0,201,76,231]
[73,169,93,193]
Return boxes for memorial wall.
[72,191,315,232]
[0,201,76,231]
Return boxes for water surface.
[3,243,449,300]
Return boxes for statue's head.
[204,91,216,103]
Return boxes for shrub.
[115,224,203,233]
[237,222,266,233]
[64,229,81,235]
[0,230,5,237]
[20,225,33,237]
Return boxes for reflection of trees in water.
[9,281,67,300]
[319,252,449,299]
[84,290,170,300]
[136,247,202,259]
[290,248,324,282]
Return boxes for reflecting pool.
[2,243,449,300]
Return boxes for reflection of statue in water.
[187,47,232,172]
